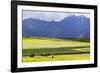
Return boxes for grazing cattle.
[52,56,54,59]
[29,53,55,59]
[29,54,35,57]
[40,53,51,57]
[40,53,54,59]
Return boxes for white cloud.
[23,11,90,22]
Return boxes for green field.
[22,37,90,62]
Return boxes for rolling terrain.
[22,37,90,62]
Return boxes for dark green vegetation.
[23,46,90,56]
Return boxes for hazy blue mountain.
[22,15,90,38]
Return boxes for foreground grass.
[22,37,90,62]
[23,54,90,62]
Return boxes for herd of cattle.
[29,53,54,58]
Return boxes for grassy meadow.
[22,37,90,62]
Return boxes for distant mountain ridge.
[22,15,90,38]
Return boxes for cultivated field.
[22,37,90,62]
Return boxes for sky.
[22,10,90,22]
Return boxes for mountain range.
[22,15,90,38]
